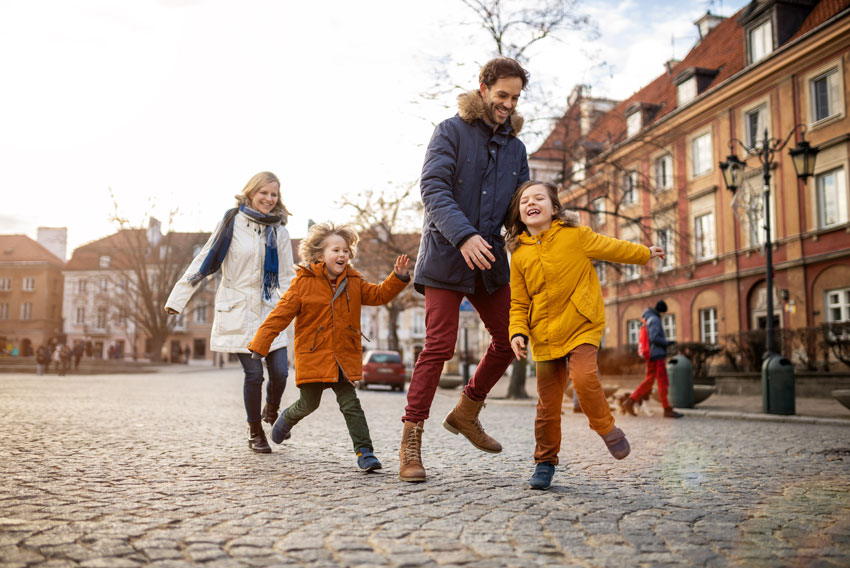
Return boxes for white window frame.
[96,306,108,329]
[622,171,638,206]
[662,314,676,341]
[656,227,674,270]
[654,154,673,192]
[816,167,848,228]
[21,302,32,320]
[593,197,606,226]
[0,278,10,291]
[0,303,8,320]
[99,255,111,268]
[811,68,841,123]
[691,131,713,178]
[745,104,768,149]
[694,212,716,261]
[699,307,718,344]
[677,78,697,106]
[749,19,773,64]
[22,277,35,291]
[194,303,208,324]
[412,310,425,337]
[594,262,606,284]
[826,288,850,323]
[627,319,641,345]
[99,278,108,291]
[75,306,86,325]
[623,240,641,281]
[77,279,87,293]
[626,112,641,138]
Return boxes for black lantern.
[789,139,819,182]
[719,153,746,193]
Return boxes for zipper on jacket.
[309,325,325,352]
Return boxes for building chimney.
[694,11,725,39]
[37,227,67,261]
[665,59,681,75]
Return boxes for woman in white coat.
[165,171,296,453]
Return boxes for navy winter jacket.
[413,90,530,295]
[643,307,673,362]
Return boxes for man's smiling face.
[480,76,523,126]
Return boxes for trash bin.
[762,353,795,415]
[667,354,694,408]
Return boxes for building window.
[699,308,718,344]
[627,319,641,345]
[654,155,672,191]
[623,241,641,280]
[75,306,86,325]
[811,68,840,123]
[99,255,111,268]
[745,105,767,149]
[593,197,606,226]
[691,132,713,177]
[816,168,848,228]
[662,314,676,341]
[0,303,8,320]
[0,278,10,291]
[412,310,425,336]
[749,20,773,63]
[694,212,716,260]
[116,308,128,327]
[21,302,32,320]
[96,306,107,329]
[99,278,108,291]
[656,228,673,269]
[594,262,606,284]
[22,277,35,291]
[194,304,208,324]
[677,78,697,106]
[77,279,87,293]
[174,311,186,329]
[626,112,641,138]
[826,288,850,323]
[622,171,638,206]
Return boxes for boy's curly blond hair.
[298,222,359,265]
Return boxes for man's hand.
[510,336,527,360]
[459,235,495,270]
[648,245,666,260]
[394,254,410,278]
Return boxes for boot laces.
[402,423,423,464]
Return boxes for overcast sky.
[0,0,748,256]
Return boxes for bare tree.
[339,184,423,353]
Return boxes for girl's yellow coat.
[509,221,650,361]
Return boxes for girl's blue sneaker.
[357,448,382,472]
[270,411,292,444]
[528,462,555,490]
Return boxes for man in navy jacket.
[399,57,530,482]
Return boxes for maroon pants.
[631,359,670,408]
[402,282,513,423]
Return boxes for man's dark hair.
[655,300,668,313]
[479,57,530,90]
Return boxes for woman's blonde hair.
[298,222,359,265]
[234,171,292,224]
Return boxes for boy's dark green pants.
[283,377,373,453]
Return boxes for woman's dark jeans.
[237,347,288,423]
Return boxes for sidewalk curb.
[678,408,850,427]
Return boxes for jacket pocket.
[570,288,601,323]
[215,298,246,335]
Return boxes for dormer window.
[677,78,697,106]
[626,112,641,138]
[749,19,773,63]
[624,102,660,138]
[674,67,719,107]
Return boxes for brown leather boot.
[620,396,638,416]
[442,393,502,453]
[399,421,426,482]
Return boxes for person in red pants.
[623,300,683,418]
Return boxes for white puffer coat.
[166,210,295,353]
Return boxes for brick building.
[529,1,850,360]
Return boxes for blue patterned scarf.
[188,204,280,300]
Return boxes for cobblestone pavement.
[2,368,849,567]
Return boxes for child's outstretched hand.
[511,335,527,360]
[394,254,410,278]
[648,245,666,260]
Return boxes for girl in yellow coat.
[506,181,666,490]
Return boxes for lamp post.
[719,124,819,414]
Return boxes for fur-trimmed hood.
[559,210,581,227]
[457,90,524,136]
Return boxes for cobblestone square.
[2,368,849,566]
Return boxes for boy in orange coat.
[248,222,409,471]
[506,181,666,489]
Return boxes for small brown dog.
[618,391,654,416]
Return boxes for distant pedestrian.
[248,223,410,472]
[166,171,296,454]
[183,344,191,364]
[621,300,683,419]
[400,56,531,483]
[36,345,51,375]
[55,344,71,376]
[72,342,83,369]
[506,181,667,490]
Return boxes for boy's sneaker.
[270,411,292,444]
[601,426,631,460]
[528,462,555,490]
[357,447,382,472]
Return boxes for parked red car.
[360,350,406,391]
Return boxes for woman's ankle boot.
[248,422,271,453]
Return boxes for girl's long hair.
[505,180,562,252]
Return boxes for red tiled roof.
[65,230,209,270]
[0,235,66,266]
[791,0,850,40]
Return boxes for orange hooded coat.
[248,262,408,386]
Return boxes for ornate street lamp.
[718,125,818,414]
